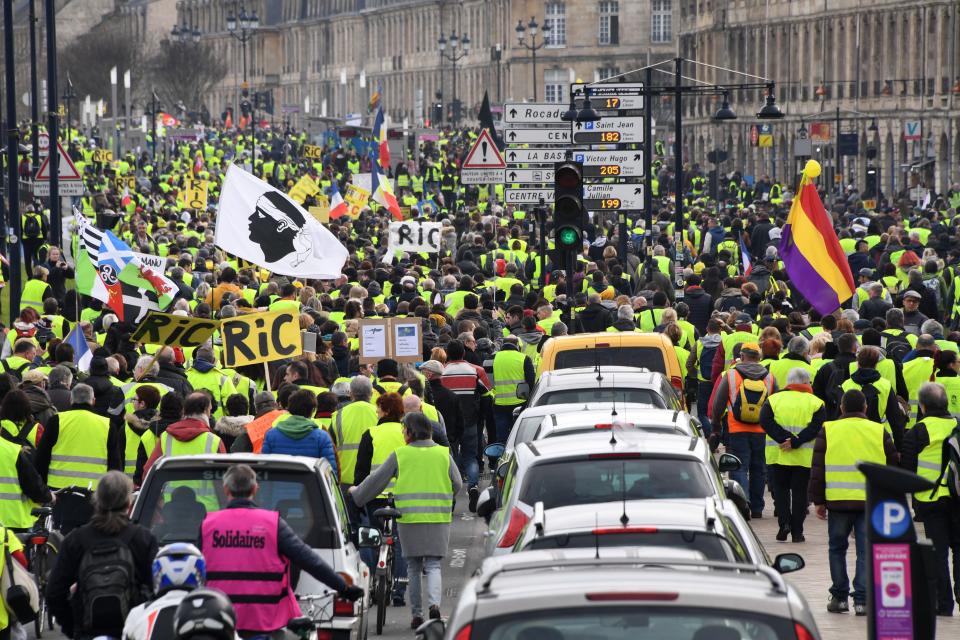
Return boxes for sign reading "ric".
[221,310,302,368]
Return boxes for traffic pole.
[5,0,24,323]
[45,0,60,248]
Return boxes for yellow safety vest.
[823,417,887,502]
[721,331,757,370]
[369,421,406,498]
[332,400,378,484]
[841,375,892,426]
[935,375,960,415]
[394,444,453,524]
[492,350,527,407]
[48,409,110,490]
[20,279,49,312]
[913,416,957,502]
[767,358,812,390]
[766,390,823,467]
[902,357,935,426]
[0,438,36,528]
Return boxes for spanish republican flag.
[373,107,390,171]
[372,168,402,220]
[778,159,855,315]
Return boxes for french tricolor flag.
[65,324,92,373]
[329,182,348,219]
[373,108,390,171]
[740,237,753,276]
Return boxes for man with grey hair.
[551,321,568,337]
[155,346,194,397]
[47,364,74,412]
[901,381,960,616]
[123,356,174,414]
[768,336,810,388]
[35,383,123,489]
[200,463,363,636]
[608,304,639,332]
[331,375,379,490]
[759,366,827,542]
[859,281,892,321]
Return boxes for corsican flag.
[215,164,348,278]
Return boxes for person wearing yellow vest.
[710,341,777,517]
[331,376,379,489]
[759,367,826,543]
[932,350,960,414]
[809,388,898,616]
[349,412,461,626]
[0,430,52,529]
[840,346,906,449]
[124,385,162,483]
[142,393,226,477]
[491,336,535,443]
[20,266,53,313]
[716,314,758,376]
[34,383,122,490]
[901,382,960,616]
[185,346,238,419]
[268,282,302,314]
[400,394,450,446]
[901,334,937,428]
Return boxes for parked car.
[525,366,683,411]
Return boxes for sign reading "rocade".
[221,310,302,367]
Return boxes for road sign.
[460,168,504,184]
[38,132,49,157]
[903,121,921,142]
[504,168,555,184]
[504,148,566,164]
[583,183,645,211]
[462,129,506,168]
[505,188,554,205]
[504,127,570,144]
[572,117,643,144]
[571,83,645,110]
[168,127,204,142]
[503,103,567,124]
[34,181,84,196]
[35,140,82,182]
[572,151,644,177]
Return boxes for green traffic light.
[558,227,580,247]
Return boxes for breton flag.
[215,164,348,278]
[373,107,390,171]
[64,323,92,373]
[778,159,855,315]
[371,168,402,221]
[739,236,753,276]
[329,182,348,220]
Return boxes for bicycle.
[371,500,402,636]
[17,505,61,638]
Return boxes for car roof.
[537,366,664,386]
[515,431,706,462]
[515,402,660,420]
[534,498,720,533]
[539,408,692,433]
[150,453,329,473]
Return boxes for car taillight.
[316,631,333,640]
[586,592,678,601]
[588,453,642,459]
[592,527,658,535]
[794,623,816,640]
[594,423,634,430]
[333,596,354,616]
[454,624,472,640]
[497,507,530,548]
[29,536,47,545]
[671,375,683,391]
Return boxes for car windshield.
[523,530,741,562]
[134,466,337,547]
[519,458,712,508]
[474,607,796,640]
[555,347,667,373]
[537,388,665,407]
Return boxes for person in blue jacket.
[262,387,338,475]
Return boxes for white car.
[133,454,373,639]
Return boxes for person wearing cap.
[710,340,777,518]
[20,367,57,428]
[901,289,930,335]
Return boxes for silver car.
[417,548,820,640]
[482,432,742,555]
[525,366,684,410]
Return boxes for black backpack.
[0,360,30,380]
[23,214,41,239]
[76,528,139,633]
[881,332,912,362]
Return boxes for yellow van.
[538,332,685,395]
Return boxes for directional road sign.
[504,127,571,144]
[504,168,555,184]
[571,83,645,110]
[505,188,554,205]
[460,169,504,184]
[583,183,645,211]
[504,148,566,164]
[503,103,567,124]
[572,117,644,144]
[572,151,644,178]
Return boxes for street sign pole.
[45,0,61,248]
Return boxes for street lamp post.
[799,107,873,208]
[227,8,259,164]
[149,90,160,163]
[28,0,39,171]
[123,70,131,152]
[110,66,120,159]
[62,75,76,147]
[515,17,551,102]
[438,32,470,126]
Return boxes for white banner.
[134,252,167,272]
[215,165,348,279]
[388,221,442,254]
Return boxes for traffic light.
[554,161,585,252]
[431,102,443,124]
[864,166,879,198]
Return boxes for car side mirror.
[484,443,505,459]
[724,479,751,520]
[512,406,523,419]
[773,552,805,574]
[516,382,530,400]
[356,526,382,549]
[717,452,742,473]
[415,618,445,640]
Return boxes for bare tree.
[147,40,227,116]
[60,25,143,104]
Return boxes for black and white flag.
[215,164,348,279]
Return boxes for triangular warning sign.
[462,129,506,169]
[35,140,81,181]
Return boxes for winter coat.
[683,286,713,335]
[261,415,338,475]
[214,415,253,452]
[21,383,57,428]
[47,384,72,413]
[577,303,612,333]
[156,362,194,398]
[715,288,747,313]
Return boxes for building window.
[652,0,672,43]
[597,67,620,81]
[545,69,568,103]
[599,1,619,45]
[545,2,566,47]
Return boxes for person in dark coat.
[154,347,194,398]
[420,360,464,443]
[576,293,613,333]
[683,274,713,336]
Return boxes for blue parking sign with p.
[574,154,584,162]
[871,500,911,539]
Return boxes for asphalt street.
[30,483,960,640]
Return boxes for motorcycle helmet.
[174,588,236,640]
[152,543,206,595]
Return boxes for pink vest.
[201,507,301,633]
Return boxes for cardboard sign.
[309,205,330,224]
[180,178,209,210]
[114,176,136,192]
[221,310,302,367]
[92,149,114,163]
[130,312,219,348]
[303,144,323,159]
[288,175,320,204]
[359,319,389,363]
[344,183,371,217]
[388,221,442,253]
[358,318,423,363]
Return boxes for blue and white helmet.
[152,543,206,595]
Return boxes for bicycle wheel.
[33,549,48,638]
[375,555,392,635]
